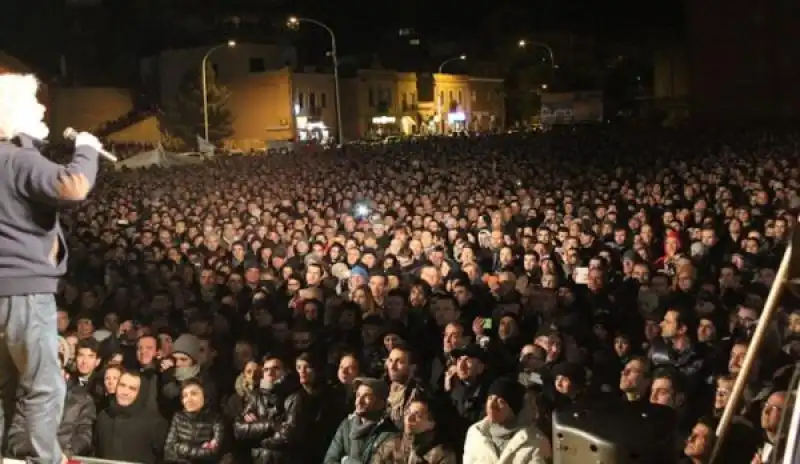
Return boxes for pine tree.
[158,64,234,149]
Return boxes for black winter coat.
[164,408,225,463]
[233,380,313,464]
[7,383,96,458]
[94,384,168,464]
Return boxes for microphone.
[63,128,118,163]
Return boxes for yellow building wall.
[227,68,294,151]
[106,116,161,144]
[434,73,471,114]
[50,87,134,134]
[292,72,338,134]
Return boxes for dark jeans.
[0,294,65,464]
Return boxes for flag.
[197,135,215,154]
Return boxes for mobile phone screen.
[482,319,493,330]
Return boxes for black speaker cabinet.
[552,398,679,464]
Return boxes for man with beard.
[324,377,396,464]
[233,353,311,463]
[0,73,102,464]
[386,345,427,430]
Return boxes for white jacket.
[463,418,552,464]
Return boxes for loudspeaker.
[552,398,679,464]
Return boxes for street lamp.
[436,54,466,134]
[201,40,236,142]
[517,39,558,68]
[288,16,344,145]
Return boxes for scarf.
[175,364,201,382]
[350,410,383,439]
[488,419,519,454]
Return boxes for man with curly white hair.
[0,72,104,463]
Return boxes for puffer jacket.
[371,433,458,464]
[164,408,225,463]
[7,382,96,458]
[233,379,313,464]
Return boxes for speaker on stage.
[552,398,680,464]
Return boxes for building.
[135,43,503,146]
[291,70,337,142]
[341,68,505,139]
[140,42,297,106]
[225,68,294,151]
[651,47,690,124]
[469,77,506,131]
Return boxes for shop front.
[295,116,330,143]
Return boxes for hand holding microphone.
[63,128,118,162]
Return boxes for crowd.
[26,128,800,464]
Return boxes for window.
[368,88,375,106]
[411,92,416,105]
[471,90,477,103]
[321,93,327,108]
[211,63,219,76]
[457,90,462,104]
[385,89,392,105]
[249,57,266,73]
[439,91,444,105]
[298,92,304,109]
[401,92,408,110]
[309,92,316,108]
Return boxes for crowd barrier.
[3,458,137,464]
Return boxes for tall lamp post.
[517,39,557,69]
[288,16,344,145]
[202,40,236,142]
[436,54,466,134]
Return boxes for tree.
[157,64,234,149]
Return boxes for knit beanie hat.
[488,377,526,415]
[173,333,201,362]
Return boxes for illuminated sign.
[372,116,396,124]
[448,111,466,122]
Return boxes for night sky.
[0,0,684,66]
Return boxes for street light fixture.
[436,54,467,134]
[201,40,236,142]
[517,38,558,68]
[287,15,344,145]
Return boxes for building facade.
[291,71,337,142]
[225,68,294,151]
[341,69,505,139]
[140,42,297,106]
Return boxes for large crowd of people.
[30,128,800,463]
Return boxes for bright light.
[541,84,548,90]
[354,204,370,217]
[287,16,299,27]
[227,40,237,47]
[372,116,396,124]
[518,39,526,47]
[459,54,466,60]
[448,111,466,122]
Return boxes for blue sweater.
[0,142,99,296]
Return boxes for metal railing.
[4,458,138,464]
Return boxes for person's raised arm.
[13,132,102,205]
